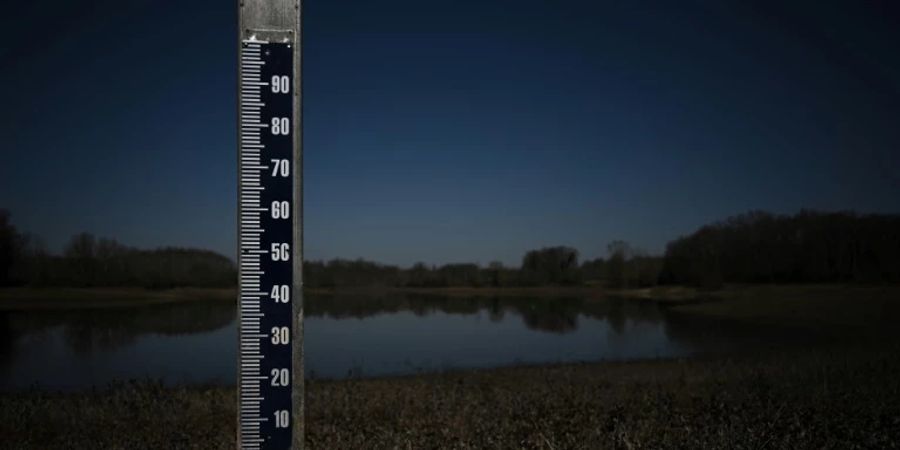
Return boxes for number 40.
[270,285,289,303]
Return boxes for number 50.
[271,243,290,261]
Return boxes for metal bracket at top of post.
[243,29,294,43]
[240,0,300,43]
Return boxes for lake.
[0,292,776,390]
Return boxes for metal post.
[238,0,302,448]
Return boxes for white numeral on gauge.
[271,117,290,135]
[271,243,290,261]
[271,368,290,386]
[271,326,290,345]
[271,158,289,177]
[274,410,290,428]
[271,75,290,94]
[270,285,290,303]
[271,201,290,219]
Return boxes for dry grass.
[306,348,900,449]
[0,382,235,449]
[670,284,900,334]
[2,347,898,449]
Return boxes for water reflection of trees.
[2,301,235,356]
[305,293,666,334]
[0,313,18,380]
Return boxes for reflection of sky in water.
[1,299,695,390]
[4,325,237,389]
[305,311,687,378]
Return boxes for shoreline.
[305,284,706,299]
[0,287,234,310]
[0,284,700,310]
[2,284,899,447]
[2,283,898,311]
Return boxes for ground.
[2,347,898,449]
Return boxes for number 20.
[271,368,289,387]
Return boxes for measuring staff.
[237,1,303,448]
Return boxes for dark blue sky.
[2,0,898,266]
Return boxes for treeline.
[303,245,661,289]
[305,245,585,289]
[660,210,900,287]
[1,211,236,288]
[299,211,900,289]
[4,209,899,290]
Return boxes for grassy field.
[666,284,900,340]
[0,287,233,310]
[1,347,898,449]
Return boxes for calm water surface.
[0,293,758,390]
